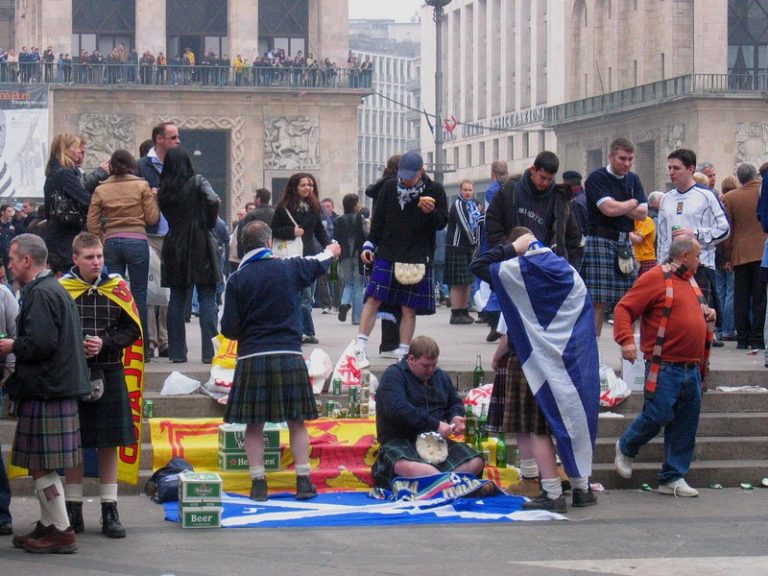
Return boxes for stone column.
[693,0,728,75]
[309,0,348,70]
[16,0,72,56]
[135,0,166,56]
[228,0,259,62]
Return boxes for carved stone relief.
[77,114,136,168]
[263,116,319,170]
[664,123,685,157]
[734,122,768,168]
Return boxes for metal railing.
[546,74,768,124]
[0,61,375,90]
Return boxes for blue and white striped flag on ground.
[491,246,600,479]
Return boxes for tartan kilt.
[638,259,657,277]
[365,258,435,315]
[491,354,550,435]
[582,235,637,306]
[444,248,475,286]
[12,397,82,470]
[371,437,480,489]
[79,366,137,448]
[486,356,508,433]
[224,353,318,424]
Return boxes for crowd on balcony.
[0,45,374,89]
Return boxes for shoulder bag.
[272,210,304,258]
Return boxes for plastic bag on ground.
[161,371,201,396]
[599,365,631,408]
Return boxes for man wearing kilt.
[0,234,90,553]
[60,233,142,539]
[582,138,648,336]
[355,152,448,367]
[222,221,341,501]
[372,336,483,489]
[445,179,481,325]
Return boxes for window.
[728,0,768,78]
[479,141,486,166]
[493,138,500,160]
[507,136,515,159]
[466,144,473,167]
[73,0,135,53]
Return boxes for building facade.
[9,0,361,220]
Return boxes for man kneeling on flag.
[472,228,601,512]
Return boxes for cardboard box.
[218,424,280,451]
[178,504,221,529]
[178,471,222,503]
[217,450,281,471]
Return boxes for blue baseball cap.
[398,151,424,180]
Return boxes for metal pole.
[433,4,446,184]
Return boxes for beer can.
[325,400,336,418]
[360,370,371,387]
[360,402,370,418]
[332,378,343,395]
[143,399,154,419]
[348,385,358,403]
[331,408,341,419]
[315,400,323,415]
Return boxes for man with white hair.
[721,162,767,350]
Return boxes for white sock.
[541,478,563,500]
[295,464,311,476]
[35,472,69,531]
[520,459,539,479]
[397,343,409,357]
[64,482,83,503]
[356,334,368,350]
[100,483,118,503]
[249,466,266,480]
[570,476,589,492]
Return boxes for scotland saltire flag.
[491,246,600,479]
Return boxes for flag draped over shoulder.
[491,246,600,479]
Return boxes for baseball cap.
[398,151,424,180]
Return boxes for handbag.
[616,244,635,276]
[272,210,304,258]
[394,262,426,285]
[81,367,105,402]
[48,188,85,228]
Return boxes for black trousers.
[734,261,767,347]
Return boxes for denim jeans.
[339,258,364,324]
[714,269,735,337]
[297,282,316,337]
[619,363,702,484]
[168,284,218,362]
[0,447,11,524]
[104,238,149,355]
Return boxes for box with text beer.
[218,423,280,452]
[178,505,222,528]
[217,450,281,471]
[178,471,222,505]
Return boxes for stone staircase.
[4,367,768,495]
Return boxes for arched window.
[72,0,135,56]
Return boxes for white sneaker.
[658,478,699,497]
[355,346,370,369]
[379,349,401,359]
[614,439,634,479]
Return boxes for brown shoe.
[557,463,572,492]
[12,521,50,549]
[506,476,542,498]
[24,526,77,554]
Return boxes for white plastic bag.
[599,365,631,408]
[308,348,334,394]
[331,339,363,389]
[161,371,201,396]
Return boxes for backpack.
[144,457,194,503]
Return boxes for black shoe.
[100,502,126,539]
[486,329,502,343]
[711,339,725,348]
[450,312,474,325]
[338,304,351,322]
[250,478,268,501]
[474,315,488,324]
[65,501,84,534]
[296,475,317,500]
[571,487,597,507]
[521,491,567,513]
[170,358,187,363]
[0,522,12,536]
[736,341,749,349]
[158,348,169,358]
[301,335,319,344]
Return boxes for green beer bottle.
[473,424,484,460]
[473,355,484,388]
[495,433,507,468]
[465,404,475,446]
[479,404,488,441]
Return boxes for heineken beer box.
[218,423,280,451]
[178,471,222,504]
[218,450,281,471]
[178,505,222,529]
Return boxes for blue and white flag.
[491,246,600,479]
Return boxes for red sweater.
[614,265,707,363]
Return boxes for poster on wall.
[0,83,49,199]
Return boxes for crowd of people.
[0,129,766,552]
[0,46,373,88]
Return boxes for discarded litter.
[761,477,768,488]
[589,483,605,492]
[740,483,754,490]
[640,483,652,492]
[709,483,723,490]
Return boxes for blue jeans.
[339,258,364,324]
[619,363,702,484]
[0,446,10,524]
[104,238,149,354]
[298,282,316,337]
[714,269,735,337]
[168,284,218,362]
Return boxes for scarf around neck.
[396,179,426,210]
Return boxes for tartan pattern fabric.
[12,397,82,470]
[638,259,657,277]
[645,263,714,394]
[489,354,550,435]
[365,258,436,314]
[444,248,475,286]
[486,356,508,433]
[224,353,318,424]
[582,235,637,306]
[79,366,137,448]
[74,288,131,367]
[371,437,480,489]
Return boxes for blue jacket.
[221,249,332,356]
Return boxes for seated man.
[372,335,484,489]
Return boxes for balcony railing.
[546,74,768,124]
[0,61,376,90]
